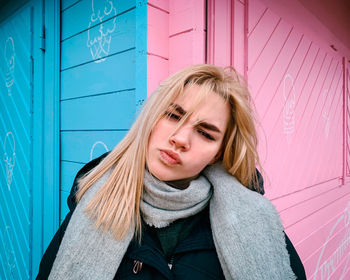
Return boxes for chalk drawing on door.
[5,225,16,277]
[87,0,117,63]
[282,74,296,143]
[90,141,109,160]
[321,89,330,139]
[313,202,350,280]
[4,37,15,96]
[3,132,16,190]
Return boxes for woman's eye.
[165,111,181,120]
[197,129,215,141]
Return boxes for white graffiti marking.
[3,132,15,190]
[5,226,16,277]
[283,74,296,143]
[5,37,15,96]
[86,0,117,63]
[314,202,350,280]
[90,141,109,161]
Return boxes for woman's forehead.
[171,85,230,130]
[173,84,226,110]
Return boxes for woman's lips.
[160,150,181,165]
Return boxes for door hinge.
[40,25,46,52]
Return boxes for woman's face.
[146,85,230,181]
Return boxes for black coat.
[37,153,306,279]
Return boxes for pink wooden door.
[208,0,350,279]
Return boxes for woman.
[37,64,306,279]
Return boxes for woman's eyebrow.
[170,103,222,133]
[170,103,186,115]
[197,122,222,133]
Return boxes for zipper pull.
[168,255,174,270]
[133,260,143,274]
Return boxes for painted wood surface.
[0,6,32,279]
[61,49,135,100]
[147,0,169,96]
[147,0,206,95]
[250,0,348,278]
[59,0,147,223]
[61,0,135,41]
[155,0,350,279]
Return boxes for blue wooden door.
[59,0,147,221]
[0,6,34,279]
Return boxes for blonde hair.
[77,64,261,240]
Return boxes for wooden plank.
[60,161,84,193]
[308,66,343,182]
[169,30,206,74]
[232,0,245,73]
[0,108,31,172]
[169,32,193,73]
[0,7,33,278]
[248,19,292,82]
[279,186,350,230]
[61,49,135,100]
[262,56,342,197]
[299,196,350,279]
[60,130,126,163]
[209,0,232,67]
[283,189,350,244]
[285,193,350,279]
[60,90,135,131]
[303,223,350,278]
[61,0,135,40]
[61,9,136,69]
[258,35,311,139]
[0,212,26,279]
[61,0,79,11]
[271,177,341,212]
[265,48,329,196]
[293,206,349,265]
[147,4,169,59]
[168,0,205,74]
[0,158,31,224]
[169,0,205,36]
[0,186,29,277]
[247,8,280,70]
[260,43,319,194]
[292,54,336,185]
[147,54,168,96]
[252,28,302,111]
[248,0,266,34]
[148,0,169,12]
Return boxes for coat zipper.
[168,255,174,270]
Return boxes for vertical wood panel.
[168,0,206,73]
[147,1,169,95]
[147,0,206,95]
[345,62,350,180]
[0,6,33,279]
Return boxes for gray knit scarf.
[49,163,296,280]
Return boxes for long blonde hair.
[77,64,261,240]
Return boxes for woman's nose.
[169,126,191,151]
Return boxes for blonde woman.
[37,64,305,279]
